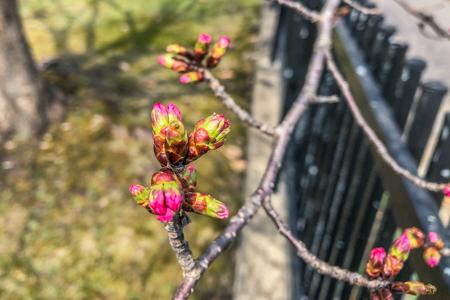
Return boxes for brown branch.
[164,215,197,278]
[393,0,450,40]
[272,0,321,22]
[203,70,276,137]
[344,0,381,15]
[171,1,341,299]
[325,50,447,192]
[262,199,389,289]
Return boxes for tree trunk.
[0,0,48,141]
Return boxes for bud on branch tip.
[157,33,232,85]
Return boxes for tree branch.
[262,199,389,289]
[164,215,197,278]
[272,0,321,22]
[392,0,450,40]
[344,0,381,15]
[325,50,447,192]
[172,1,341,299]
[203,70,276,137]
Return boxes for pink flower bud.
[194,33,212,59]
[423,247,441,268]
[427,232,444,249]
[157,54,189,72]
[166,44,190,57]
[181,165,197,191]
[206,35,230,68]
[210,36,230,59]
[366,247,386,279]
[179,71,204,84]
[148,175,183,223]
[151,102,169,134]
[150,169,178,185]
[186,114,231,163]
[390,281,437,296]
[389,234,411,262]
[129,184,145,196]
[428,232,439,244]
[383,255,403,279]
[403,227,425,249]
[184,193,229,219]
[443,185,450,197]
[150,102,188,167]
[129,184,150,207]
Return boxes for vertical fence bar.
[407,81,448,160]
[393,58,427,131]
[382,42,408,105]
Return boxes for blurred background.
[0,0,262,299]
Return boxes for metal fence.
[271,1,450,299]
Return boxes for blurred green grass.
[0,0,260,299]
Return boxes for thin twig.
[272,0,321,22]
[203,70,276,137]
[344,0,381,15]
[393,0,450,40]
[325,50,447,192]
[262,199,389,289]
[172,1,341,299]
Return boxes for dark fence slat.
[407,81,448,160]
[393,58,427,131]
[382,42,408,105]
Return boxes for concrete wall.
[233,3,293,300]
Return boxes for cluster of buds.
[366,227,437,298]
[129,103,231,223]
[423,231,445,268]
[158,33,231,84]
[151,102,230,167]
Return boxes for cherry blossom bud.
[150,102,188,166]
[423,247,441,268]
[181,165,197,191]
[186,113,231,163]
[210,36,230,59]
[179,71,204,84]
[194,33,212,59]
[389,234,411,262]
[370,288,393,300]
[149,174,183,223]
[158,54,189,72]
[428,232,444,250]
[390,281,437,295]
[383,255,403,279]
[443,185,450,197]
[184,193,229,219]
[129,184,150,207]
[150,169,178,185]
[166,44,190,57]
[403,227,425,249]
[366,247,386,278]
[151,102,169,134]
[207,35,231,68]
